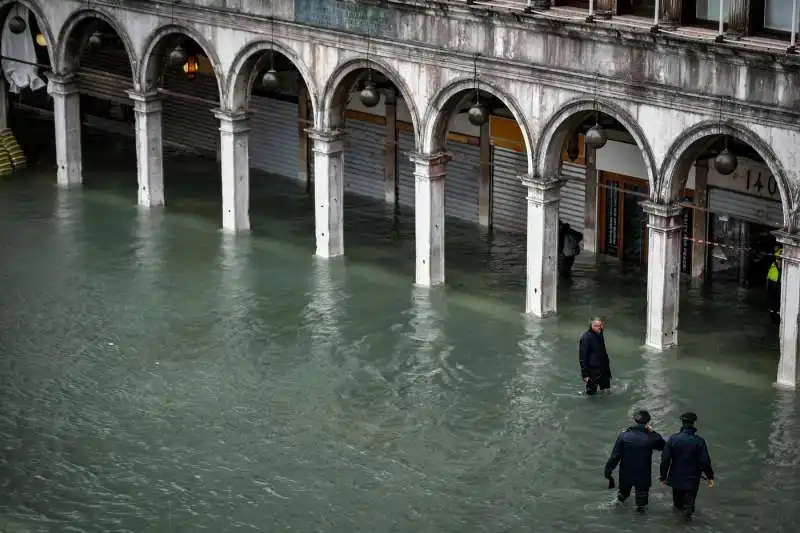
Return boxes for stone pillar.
[642,201,684,350]
[127,91,164,207]
[413,152,449,287]
[775,232,800,388]
[214,109,250,233]
[521,174,564,317]
[298,87,309,185]
[728,0,751,37]
[0,77,7,130]
[583,146,598,254]
[478,121,492,229]
[691,161,709,281]
[49,74,82,187]
[662,0,683,27]
[383,90,398,207]
[309,128,345,258]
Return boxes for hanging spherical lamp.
[360,80,380,108]
[35,33,47,48]
[8,16,26,34]
[261,68,279,90]
[169,43,188,68]
[585,123,608,150]
[714,148,738,175]
[467,101,488,127]
[87,31,103,51]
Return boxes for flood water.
[1,116,799,532]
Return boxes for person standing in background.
[558,221,583,278]
[579,317,611,395]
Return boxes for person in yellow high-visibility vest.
[767,247,783,325]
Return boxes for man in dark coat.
[579,317,611,395]
[558,221,584,278]
[604,410,666,512]
[659,412,715,520]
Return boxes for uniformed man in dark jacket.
[579,317,611,395]
[604,410,666,512]
[659,412,715,520]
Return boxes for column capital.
[127,90,162,113]
[411,152,450,181]
[308,128,345,154]
[774,231,800,263]
[520,173,565,205]
[520,173,566,191]
[214,109,250,134]
[47,73,79,96]
[641,201,684,232]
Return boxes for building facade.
[2,0,800,386]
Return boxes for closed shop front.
[705,159,783,286]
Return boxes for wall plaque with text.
[294,0,396,39]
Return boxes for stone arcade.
[5,0,800,387]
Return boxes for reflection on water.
[0,127,799,532]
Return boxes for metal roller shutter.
[249,96,299,179]
[343,118,385,200]
[161,71,220,155]
[78,48,133,104]
[708,188,783,227]
[445,141,480,223]
[560,162,586,232]
[397,129,415,209]
[491,146,526,233]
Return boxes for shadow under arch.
[422,76,535,172]
[658,120,793,228]
[0,0,56,67]
[55,8,138,79]
[224,38,320,117]
[534,97,658,189]
[319,57,422,140]
[138,23,225,98]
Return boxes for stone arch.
[534,97,657,188]
[138,23,224,98]
[224,38,320,117]
[658,120,792,228]
[0,0,56,67]
[54,8,138,78]
[422,76,535,172]
[319,57,422,138]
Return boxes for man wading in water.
[579,317,611,395]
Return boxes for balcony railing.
[392,0,800,55]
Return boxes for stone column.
[691,161,709,281]
[49,74,82,187]
[662,0,683,27]
[775,232,800,388]
[309,128,345,258]
[214,109,250,233]
[413,152,449,287]
[521,174,564,317]
[478,121,492,229]
[583,146,598,254]
[0,77,7,130]
[127,91,164,207]
[728,0,751,37]
[384,89,398,207]
[642,201,684,350]
[298,87,309,185]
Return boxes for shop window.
[617,0,657,17]
[764,0,794,30]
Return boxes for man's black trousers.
[672,486,699,516]
[617,484,649,508]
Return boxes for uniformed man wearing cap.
[659,412,715,520]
